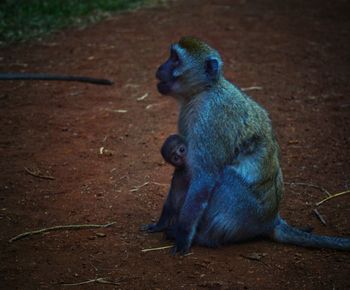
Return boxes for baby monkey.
[142,134,189,237]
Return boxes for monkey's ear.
[205,57,220,80]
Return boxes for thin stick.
[130,181,167,192]
[285,182,330,196]
[63,277,120,286]
[105,108,128,113]
[24,167,55,180]
[315,189,350,207]
[312,208,327,225]
[141,245,174,252]
[241,86,263,91]
[150,182,168,187]
[130,182,150,192]
[137,92,149,101]
[9,222,116,243]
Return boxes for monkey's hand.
[140,223,165,233]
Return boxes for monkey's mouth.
[157,81,172,95]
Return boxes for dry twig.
[137,92,149,101]
[130,181,167,192]
[24,167,55,180]
[105,108,128,113]
[145,101,168,110]
[141,245,174,252]
[285,182,330,196]
[124,83,139,89]
[241,86,263,91]
[130,181,150,192]
[9,222,116,243]
[151,182,168,187]
[63,277,121,286]
[312,208,327,225]
[316,189,350,206]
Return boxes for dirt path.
[1,0,349,289]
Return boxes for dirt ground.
[1,0,349,289]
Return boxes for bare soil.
[1,0,349,289]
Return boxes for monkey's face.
[161,134,187,168]
[156,46,181,96]
[156,38,223,98]
[169,143,187,168]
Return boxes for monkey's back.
[180,78,283,219]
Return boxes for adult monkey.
[151,36,350,254]
[155,36,281,254]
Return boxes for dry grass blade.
[9,222,116,243]
[24,167,55,180]
[316,189,350,206]
[312,208,327,225]
[285,182,330,196]
[241,86,263,91]
[63,277,121,286]
[105,108,128,113]
[130,181,167,192]
[141,245,174,252]
[130,181,150,192]
[137,92,148,101]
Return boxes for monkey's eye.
[179,146,186,153]
[171,155,180,165]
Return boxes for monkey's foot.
[171,244,191,256]
[172,229,191,256]
[140,223,164,233]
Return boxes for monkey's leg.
[195,168,275,247]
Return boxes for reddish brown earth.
[1,0,350,289]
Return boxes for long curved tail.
[0,73,113,85]
[272,218,350,251]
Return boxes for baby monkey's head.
[161,134,187,168]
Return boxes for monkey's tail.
[0,73,113,85]
[272,218,350,251]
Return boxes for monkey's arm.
[174,171,216,254]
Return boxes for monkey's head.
[156,36,223,98]
[161,134,187,168]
